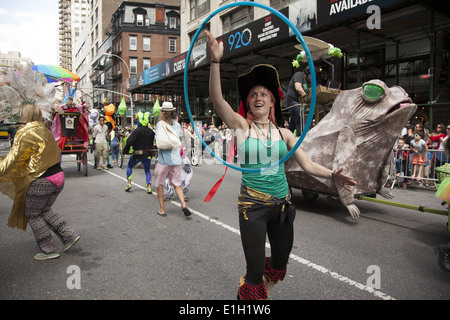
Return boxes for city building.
[59,0,90,70]
[0,51,33,68]
[90,1,180,119]
[71,0,180,121]
[128,0,450,130]
[73,0,133,109]
[58,0,72,69]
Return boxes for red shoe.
[263,257,287,284]
[237,276,268,300]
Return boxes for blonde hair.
[21,104,42,123]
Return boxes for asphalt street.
[1,151,449,301]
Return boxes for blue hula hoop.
[183,2,316,173]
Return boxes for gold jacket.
[0,121,61,230]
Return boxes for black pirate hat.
[237,64,283,126]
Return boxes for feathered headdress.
[0,63,56,122]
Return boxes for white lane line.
[93,160,395,300]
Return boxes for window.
[189,26,209,47]
[190,0,210,20]
[169,16,177,29]
[115,61,122,76]
[222,7,254,34]
[136,14,144,26]
[143,36,150,51]
[114,37,122,54]
[130,58,137,74]
[143,58,151,70]
[169,38,176,53]
[270,0,299,10]
[198,0,209,17]
[129,35,137,51]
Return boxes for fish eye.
[363,84,385,101]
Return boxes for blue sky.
[0,0,59,65]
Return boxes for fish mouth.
[381,100,417,136]
[386,98,413,116]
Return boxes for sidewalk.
[385,179,438,192]
[0,140,9,151]
[370,182,447,214]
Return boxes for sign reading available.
[316,0,406,27]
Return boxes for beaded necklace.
[252,121,274,148]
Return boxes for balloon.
[118,97,127,116]
[153,99,161,118]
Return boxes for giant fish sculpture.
[285,79,417,219]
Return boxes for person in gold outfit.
[0,104,80,260]
[0,66,80,260]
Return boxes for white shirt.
[93,123,109,144]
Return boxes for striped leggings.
[25,177,78,254]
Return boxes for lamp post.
[102,53,134,127]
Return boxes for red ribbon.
[204,133,235,202]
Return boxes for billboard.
[316,0,407,28]
[126,0,409,92]
[219,7,290,60]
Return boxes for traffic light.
[419,73,433,80]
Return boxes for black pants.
[287,102,302,135]
[238,186,295,285]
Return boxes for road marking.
[95,160,395,300]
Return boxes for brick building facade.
[91,1,180,115]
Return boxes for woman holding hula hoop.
[205,31,357,300]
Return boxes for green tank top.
[238,137,289,199]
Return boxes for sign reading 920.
[218,7,289,59]
[227,28,252,51]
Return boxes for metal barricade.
[386,148,449,189]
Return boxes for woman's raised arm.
[206,31,247,130]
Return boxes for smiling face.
[246,85,275,121]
